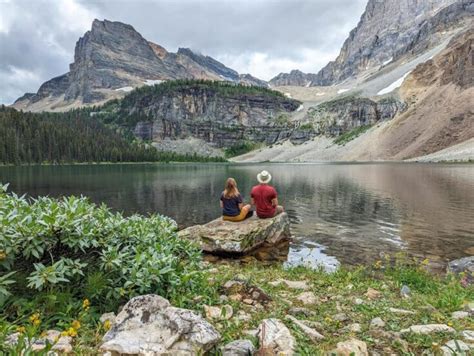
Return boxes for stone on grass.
[178,213,291,254]
[365,288,381,300]
[257,318,295,355]
[461,330,474,342]
[100,312,116,325]
[285,315,324,341]
[354,298,364,305]
[370,317,385,329]
[269,279,309,290]
[221,339,255,356]
[400,285,411,298]
[400,324,455,335]
[441,340,471,355]
[296,291,318,305]
[204,305,233,320]
[389,308,415,315]
[345,323,362,333]
[100,294,220,355]
[235,310,252,323]
[447,256,474,284]
[334,313,349,322]
[288,307,316,317]
[329,338,368,356]
[452,311,469,319]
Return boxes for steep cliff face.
[314,0,460,85]
[270,0,472,87]
[305,97,406,136]
[13,19,267,111]
[116,82,300,149]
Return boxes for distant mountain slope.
[13,19,267,112]
[270,0,473,87]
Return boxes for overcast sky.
[0,0,367,104]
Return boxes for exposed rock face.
[122,83,300,148]
[178,213,291,254]
[13,19,267,111]
[239,73,270,88]
[271,0,472,86]
[100,294,220,355]
[269,70,317,87]
[305,97,406,136]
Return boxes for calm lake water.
[1,163,473,270]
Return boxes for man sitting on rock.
[250,170,284,219]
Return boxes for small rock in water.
[440,340,471,355]
[461,330,474,342]
[400,285,411,298]
[296,291,318,305]
[452,311,469,319]
[389,307,415,315]
[329,338,368,356]
[221,339,255,356]
[400,324,455,335]
[257,318,295,355]
[365,288,381,300]
[370,317,386,329]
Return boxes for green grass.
[224,141,263,158]
[334,125,373,145]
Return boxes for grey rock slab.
[179,213,291,254]
[389,307,415,315]
[400,324,455,335]
[100,294,220,355]
[257,318,295,355]
[370,317,386,329]
[221,339,255,356]
[285,315,325,341]
[441,339,471,355]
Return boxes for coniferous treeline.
[0,106,225,165]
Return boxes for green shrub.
[333,124,372,145]
[224,141,262,157]
[0,183,205,314]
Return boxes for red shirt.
[251,184,277,218]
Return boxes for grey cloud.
[0,0,367,104]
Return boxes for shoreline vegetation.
[1,183,473,354]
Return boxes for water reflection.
[1,163,473,268]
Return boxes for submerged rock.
[100,294,220,355]
[448,256,474,284]
[178,213,291,254]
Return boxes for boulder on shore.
[100,294,220,355]
[447,256,474,284]
[178,213,291,254]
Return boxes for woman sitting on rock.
[220,178,253,222]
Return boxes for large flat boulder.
[100,294,220,355]
[178,213,291,254]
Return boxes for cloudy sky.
[0,0,367,104]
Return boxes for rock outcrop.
[178,212,291,254]
[100,294,220,355]
[120,81,300,149]
[257,318,295,355]
[269,70,318,87]
[13,19,268,112]
[305,96,406,136]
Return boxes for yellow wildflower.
[61,331,69,337]
[103,319,111,331]
[67,327,77,337]
[16,326,26,334]
[29,312,41,326]
[0,250,6,260]
[71,320,81,330]
[373,260,383,269]
[324,317,332,323]
[447,321,453,327]
[421,258,430,266]
[82,298,90,310]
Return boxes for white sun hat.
[257,170,272,184]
